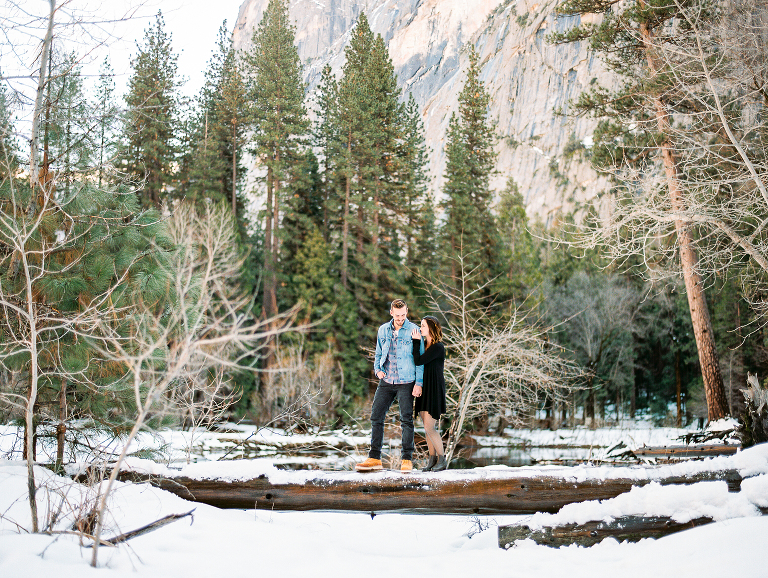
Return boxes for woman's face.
[420,319,430,339]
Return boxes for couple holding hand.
[355,299,447,473]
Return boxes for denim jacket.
[373,319,424,386]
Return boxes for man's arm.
[373,325,384,377]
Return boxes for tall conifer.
[122,11,181,208]
[336,14,408,320]
[91,57,120,190]
[440,45,499,284]
[313,64,339,242]
[550,0,730,420]
[245,0,308,323]
[187,22,248,219]
[400,93,432,277]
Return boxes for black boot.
[423,455,437,472]
[432,455,447,472]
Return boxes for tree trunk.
[56,378,67,471]
[586,376,596,429]
[372,178,379,282]
[271,150,280,316]
[640,19,729,422]
[231,122,237,215]
[676,350,682,427]
[114,467,744,514]
[341,137,351,289]
[262,165,276,380]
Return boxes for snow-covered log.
[498,515,715,548]
[114,467,743,514]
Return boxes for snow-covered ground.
[1,421,767,577]
[1,455,767,577]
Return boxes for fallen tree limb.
[93,510,195,547]
[114,468,744,515]
[498,515,715,548]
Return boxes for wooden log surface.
[632,445,739,458]
[498,515,715,548]
[116,467,744,515]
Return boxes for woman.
[411,316,447,472]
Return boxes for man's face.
[391,305,408,330]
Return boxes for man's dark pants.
[368,379,415,461]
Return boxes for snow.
[1,457,768,577]
[2,428,767,577]
[525,479,764,529]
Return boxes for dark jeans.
[368,380,415,461]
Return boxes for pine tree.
[186,22,248,220]
[122,11,181,208]
[335,14,376,291]
[335,14,408,320]
[43,52,90,199]
[0,79,19,180]
[312,64,339,242]
[440,45,499,285]
[496,177,540,304]
[399,93,433,284]
[245,0,309,323]
[91,57,120,190]
[550,0,730,421]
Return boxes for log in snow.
[116,467,743,515]
[632,445,739,459]
[498,515,715,548]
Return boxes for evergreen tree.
[335,14,376,292]
[91,57,120,190]
[440,45,499,285]
[186,22,248,221]
[0,168,173,469]
[245,0,309,323]
[399,93,432,281]
[122,11,181,208]
[0,79,19,180]
[550,0,730,420]
[43,52,90,198]
[335,14,408,320]
[312,64,339,242]
[496,177,540,304]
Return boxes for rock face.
[233,0,613,222]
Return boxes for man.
[356,299,423,472]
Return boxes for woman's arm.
[412,340,444,365]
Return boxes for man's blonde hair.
[390,299,407,310]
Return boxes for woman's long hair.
[422,316,442,347]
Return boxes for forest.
[3,0,768,571]
[3,0,768,480]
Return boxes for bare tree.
[87,201,300,566]
[419,252,583,465]
[545,272,641,427]
[262,344,343,429]
[566,0,768,421]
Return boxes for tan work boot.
[355,457,383,472]
[400,459,413,472]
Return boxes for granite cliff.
[233,0,613,222]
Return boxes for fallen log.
[498,515,714,548]
[632,445,739,459]
[116,467,743,515]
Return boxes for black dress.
[412,340,446,420]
